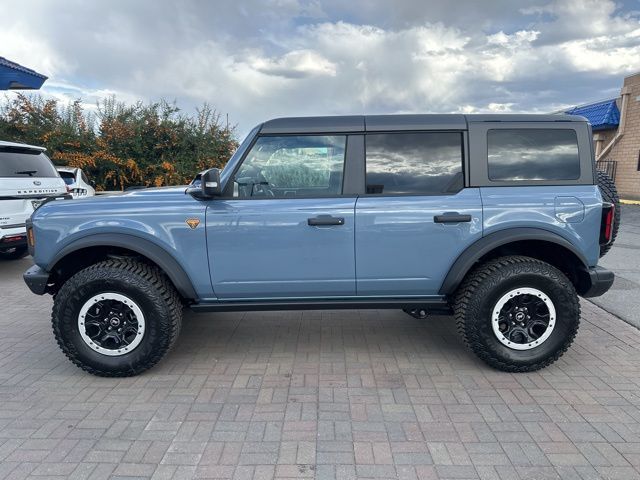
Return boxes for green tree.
[0,94,238,190]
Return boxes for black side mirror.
[199,168,222,197]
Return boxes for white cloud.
[1,0,639,134]
[250,50,337,78]
[0,23,71,78]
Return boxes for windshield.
[0,149,59,178]
[220,125,261,186]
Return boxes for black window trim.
[362,129,467,198]
[220,132,354,200]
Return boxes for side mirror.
[202,168,222,196]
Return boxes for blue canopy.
[565,98,620,131]
[0,57,47,90]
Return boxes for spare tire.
[597,169,621,257]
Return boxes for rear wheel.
[454,256,580,372]
[0,245,28,260]
[597,169,620,257]
[52,258,182,376]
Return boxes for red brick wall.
[599,73,640,200]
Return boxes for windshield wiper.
[14,170,38,176]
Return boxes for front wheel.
[454,256,580,372]
[52,258,182,377]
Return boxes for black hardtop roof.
[259,113,588,134]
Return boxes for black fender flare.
[438,227,589,295]
[47,233,198,300]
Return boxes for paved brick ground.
[1,257,640,479]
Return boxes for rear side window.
[365,132,463,195]
[59,171,75,185]
[0,149,59,178]
[488,129,580,181]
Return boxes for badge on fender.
[186,218,200,229]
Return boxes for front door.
[206,134,356,299]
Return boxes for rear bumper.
[0,228,27,252]
[23,264,50,295]
[581,266,614,298]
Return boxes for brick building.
[564,72,640,200]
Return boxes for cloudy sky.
[2,0,639,136]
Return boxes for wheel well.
[473,240,591,295]
[48,246,189,302]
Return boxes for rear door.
[355,131,483,296]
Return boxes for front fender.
[47,232,198,300]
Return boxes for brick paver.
[1,257,640,479]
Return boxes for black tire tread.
[454,255,580,373]
[52,258,182,377]
[597,169,621,257]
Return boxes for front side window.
[488,129,580,181]
[365,132,463,195]
[233,135,346,198]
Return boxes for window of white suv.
[0,149,59,178]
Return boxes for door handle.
[308,215,345,226]
[434,212,472,223]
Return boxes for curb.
[621,199,640,205]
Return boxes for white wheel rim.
[78,292,146,356]
[491,287,556,351]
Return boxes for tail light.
[2,234,24,243]
[600,202,615,245]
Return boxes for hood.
[32,184,194,219]
[119,186,189,196]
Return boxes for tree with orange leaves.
[0,94,238,191]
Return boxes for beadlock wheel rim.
[491,287,556,351]
[78,293,145,356]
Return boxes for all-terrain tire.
[0,245,28,260]
[597,169,620,257]
[454,255,580,373]
[52,258,182,377]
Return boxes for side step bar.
[190,297,451,314]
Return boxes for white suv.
[56,167,96,198]
[1,141,67,260]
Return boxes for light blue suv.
[23,114,619,376]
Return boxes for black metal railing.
[596,160,617,181]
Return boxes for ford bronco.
[23,114,618,376]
